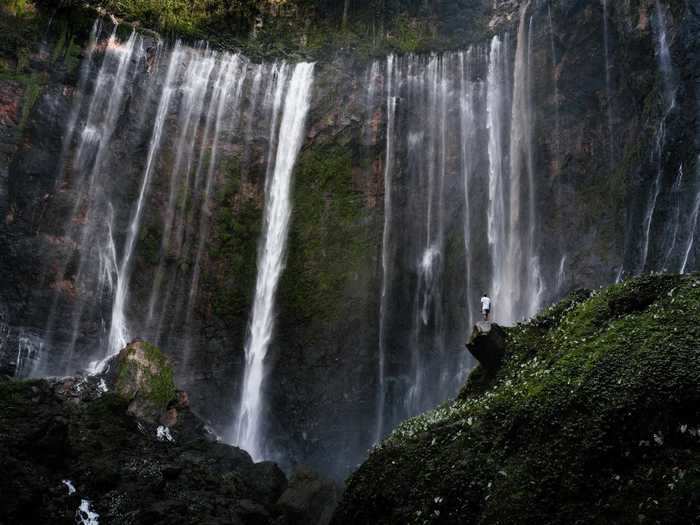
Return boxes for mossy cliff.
[333,274,700,524]
[114,341,177,420]
[43,0,490,60]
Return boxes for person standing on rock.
[481,293,491,321]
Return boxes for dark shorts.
[483,309,490,314]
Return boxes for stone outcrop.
[465,322,507,374]
[109,340,177,424]
[277,466,339,525]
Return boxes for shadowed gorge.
[0,0,699,522]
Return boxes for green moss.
[24,0,492,61]
[279,144,374,325]
[137,221,162,266]
[386,14,430,53]
[142,342,176,408]
[18,72,42,131]
[116,342,175,410]
[207,156,262,325]
[337,274,700,524]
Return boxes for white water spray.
[375,55,396,443]
[234,63,314,460]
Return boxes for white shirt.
[481,296,491,311]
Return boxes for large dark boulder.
[465,321,507,374]
[276,466,339,525]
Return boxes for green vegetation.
[116,341,176,410]
[206,156,262,327]
[279,144,375,325]
[14,0,492,60]
[0,2,89,135]
[335,274,700,524]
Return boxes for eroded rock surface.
[0,344,297,524]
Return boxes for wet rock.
[111,341,176,424]
[247,461,288,506]
[277,466,338,525]
[0,375,290,524]
[465,321,507,374]
[237,498,272,524]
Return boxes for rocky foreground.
[333,274,700,524]
[0,342,337,524]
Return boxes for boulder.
[465,321,507,374]
[277,466,339,525]
[110,340,176,423]
[247,461,289,506]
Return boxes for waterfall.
[375,47,493,431]
[373,30,547,431]
[375,54,395,443]
[364,60,382,145]
[654,0,675,108]
[405,52,450,415]
[635,0,679,275]
[548,4,560,161]
[486,35,508,322]
[184,57,249,363]
[145,47,220,332]
[680,159,700,273]
[234,63,314,460]
[601,0,615,167]
[25,25,316,388]
[54,29,144,375]
[459,48,477,330]
[100,44,183,372]
[504,0,541,323]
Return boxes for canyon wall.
[0,0,697,479]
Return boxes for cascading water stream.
[680,159,700,273]
[504,0,541,323]
[24,24,324,391]
[375,54,396,443]
[486,35,508,322]
[52,29,143,375]
[145,48,219,330]
[637,0,678,275]
[184,57,249,361]
[234,63,314,460]
[547,4,560,161]
[661,165,684,271]
[405,52,450,415]
[601,0,615,168]
[12,5,700,481]
[459,48,477,330]
[99,45,183,372]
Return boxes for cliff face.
[333,274,700,523]
[0,0,698,481]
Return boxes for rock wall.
[0,0,698,481]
